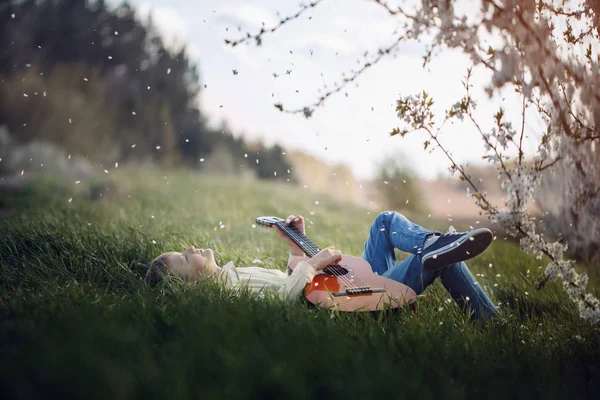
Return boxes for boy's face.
[163,246,217,282]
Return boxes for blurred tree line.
[0,0,294,181]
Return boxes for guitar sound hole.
[323,265,348,276]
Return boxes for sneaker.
[421,228,493,271]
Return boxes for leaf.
[586,43,592,60]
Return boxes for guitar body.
[256,216,417,312]
[289,255,417,312]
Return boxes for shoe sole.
[421,228,493,271]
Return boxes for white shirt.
[216,254,316,301]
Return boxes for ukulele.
[255,216,417,312]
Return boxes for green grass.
[0,168,599,400]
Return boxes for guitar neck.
[274,221,321,257]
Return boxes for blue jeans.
[361,211,500,321]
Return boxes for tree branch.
[224,0,325,47]
[274,34,407,116]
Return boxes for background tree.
[0,0,294,181]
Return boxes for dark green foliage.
[0,170,599,399]
[0,0,294,180]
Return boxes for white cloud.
[218,4,278,28]
[291,33,357,55]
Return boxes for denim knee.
[375,211,398,224]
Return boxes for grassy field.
[0,168,599,400]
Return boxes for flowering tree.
[227,0,600,324]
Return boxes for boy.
[147,211,499,320]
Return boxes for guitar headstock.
[255,216,286,228]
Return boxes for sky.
[109,0,543,181]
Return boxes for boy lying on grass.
[147,211,500,320]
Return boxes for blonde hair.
[145,253,172,285]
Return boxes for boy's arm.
[287,251,306,270]
[279,248,341,301]
[277,261,316,301]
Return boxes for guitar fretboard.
[274,221,321,257]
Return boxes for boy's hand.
[307,246,342,271]
[273,215,306,256]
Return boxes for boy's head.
[146,246,218,285]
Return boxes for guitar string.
[274,222,357,288]
[266,220,364,291]
[272,219,395,305]
[270,220,380,301]
[277,222,371,290]
[287,224,373,290]
[275,221,366,290]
